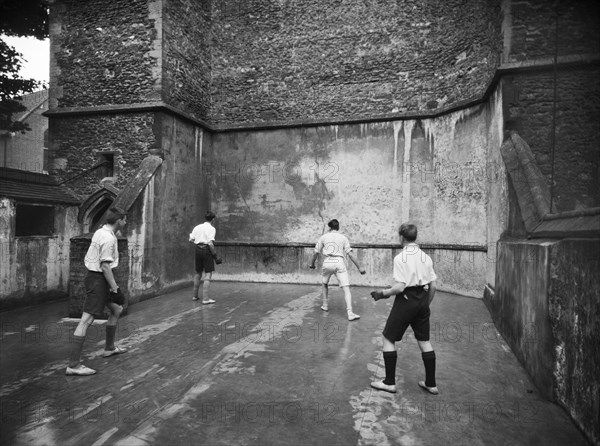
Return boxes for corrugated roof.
[0,167,81,205]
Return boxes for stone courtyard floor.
[0,282,590,445]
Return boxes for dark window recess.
[15,204,55,236]
[98,154,114,178]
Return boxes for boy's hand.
[370,290,385,301]
[309,264,316,269]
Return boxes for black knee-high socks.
[422,351,436,387]
[383,351,397,385]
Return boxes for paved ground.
[0,282,590,446]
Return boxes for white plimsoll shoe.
[102,345,127,358]
[418,381,439,395]
[347,310,360,321]
[370,380,397,393]
[66,364,96,376]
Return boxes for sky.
[2,35,50,86]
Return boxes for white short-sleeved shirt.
[393,243,437,287]
[189,222,216,244]
[84,225,119,272]
[314,231,352,258]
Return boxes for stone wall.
[163,0,212,121]
[503,68,600,212]
[501,0,600,212]
[505,0,600,62]
[50,0,161,109]
[211,0,502,127]
[48,113,157,197]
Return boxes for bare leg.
[105,302,124,352]
[342,285,353,312]
[417,340,433,353]
[321,283,329,311]
[192,272,202,300]
[343,286,360,320]
[74,312,95,337]
[383,335,396,352]
[202,272,214,303]
[68,312,95,372]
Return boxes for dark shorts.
[382,286,431,342]
[83,271,110,317]
[195,245,215,274]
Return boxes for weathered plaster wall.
[126,114,209,299]
[549,239,600,446]
[210,98,502,245]
[486,85,508,287]
[209,92,505,296]
[0,200,81,308]
[487,238,600,445]
[211,0,502,126]
[213,243,489,298]
[488,240,556,399]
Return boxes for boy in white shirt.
[189,211,222,304]
[370,223,439,395]
[310,219,366,321]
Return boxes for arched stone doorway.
[78,184,119,233]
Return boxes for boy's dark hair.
[105,207,126,225]
[399,223,418,242]
[328,219,339,230]
[205,211,216,222]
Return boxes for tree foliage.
[0,0,49,133]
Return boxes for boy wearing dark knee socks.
[369,223,439,394]
[66,208,128,376]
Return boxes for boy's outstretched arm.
[347,252,366,274]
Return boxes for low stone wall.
[485,238,600,445]
[213,242,489,298]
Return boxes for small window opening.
[98,153,114,178]
[15,204,55,236]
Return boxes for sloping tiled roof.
[0,167,81,205]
